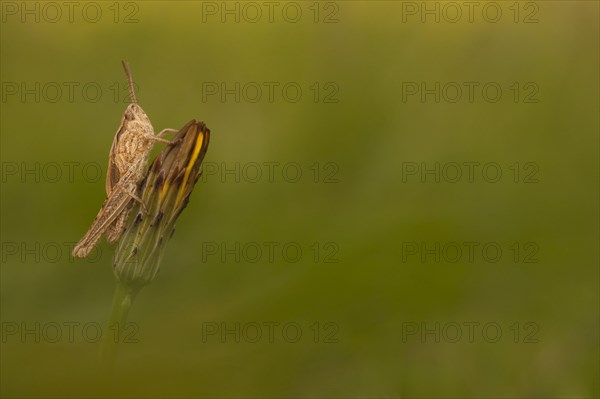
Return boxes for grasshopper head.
[124,103,151,124]
[121,103,153,136]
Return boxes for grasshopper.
[72,61,177,258]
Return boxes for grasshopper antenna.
[121,60,138,104]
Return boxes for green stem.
[100,282,140,374]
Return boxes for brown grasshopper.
[72,61,177,258]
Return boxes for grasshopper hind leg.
[106,203,134,243]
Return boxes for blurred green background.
[1,1,598,397]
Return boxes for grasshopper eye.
[124,110,134,121]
